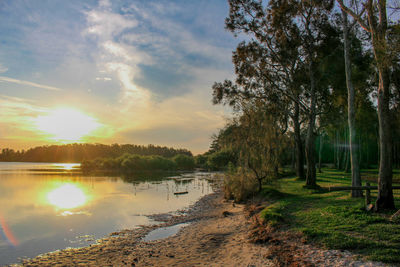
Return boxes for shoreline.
[15,185,391,267]
[15,188,225,267]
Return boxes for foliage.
[81,153,184,172]
[0,143,192,163]
[207,149,237,171]
[194,154,209,169]
[223,168,258,203]
[172,154,196,170]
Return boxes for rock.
[222,211,233,217]
[365,204,374,212]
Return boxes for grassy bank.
[259,168,400,263]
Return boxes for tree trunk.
[336,131,340,169]
[365,3,395,210]
[375,66,395,210]
[293,101,305,180]
[341,130,347,170]
[333,131,337,168]
[318,134,323,173]
[257,178,262,193]
[359,135,362,168]
[345,146,350,173]
[291,143,296,171]
[342,10,362,197]
[305,61,317,187]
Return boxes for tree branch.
[337,0,371,32]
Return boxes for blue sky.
[0,0,238,153]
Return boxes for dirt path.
[17,190,391,267]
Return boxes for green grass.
[259,168,400,263]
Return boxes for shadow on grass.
[258,168,400,264]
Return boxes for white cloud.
[80,1,235,152]
[0,76,63,91]
[0,64,8,73]
[85,9,138,39]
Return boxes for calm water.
[0,162,213,265]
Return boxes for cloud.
[95,77,112,81]
[85,8,138,40]
[0,76,63,91]
[0,64,8,73]
[79,1,236,152]
[0,0,236,153]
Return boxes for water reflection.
[52,163,80,171]
[47,183,88,210]
[0,162,214,265]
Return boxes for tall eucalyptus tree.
[337,0,398,210]
[214,0,335,187]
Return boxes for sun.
[35,107,100,142]
[47,183,87,209]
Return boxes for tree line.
[209,0,400,211]
[0,143,192,163]
[81,153,196,172]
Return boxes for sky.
[0,0,239,154]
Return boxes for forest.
[205,0,400,212]
[0,143,192,163]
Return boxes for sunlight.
[47,183,87,209]
[35,108,100,142]
[53,163,80,170]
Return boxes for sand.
[16,188,391,267]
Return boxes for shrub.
[194,154,209,169]
[224,169,258,202]
[173,154,195,170]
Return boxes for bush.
[173,154,195,170]
[224,169,258,202]
[82,153,179,172]
[194,154,209,169]
[148,155,177,170]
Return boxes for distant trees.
[0,143,192,163]
[81,153,195,172]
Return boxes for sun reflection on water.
[52,163,80,170]
[47,183,88,209]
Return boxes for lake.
[0,162,213,265]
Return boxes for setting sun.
[47,183,87,209]
[35,108,100,142]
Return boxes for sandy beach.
[16,187,390,267]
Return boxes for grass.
[259,168,400,264]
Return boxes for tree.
[337,0,398,210]
[342,9,363,197]
[220,0,336,188]
[223,101,285,192]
